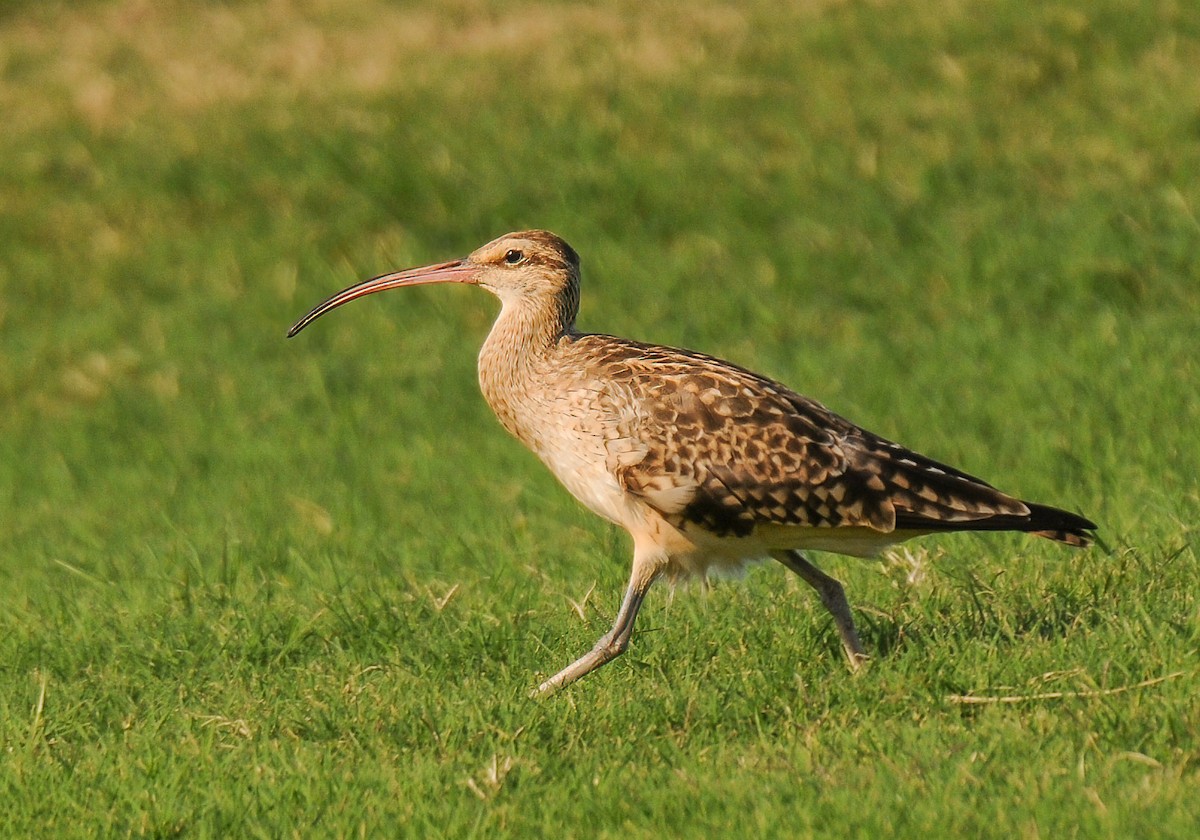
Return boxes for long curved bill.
[287,259,475,337]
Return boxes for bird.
[288,230,1096,697]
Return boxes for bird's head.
[287,230,581,338]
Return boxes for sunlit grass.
[1,0,1197,836]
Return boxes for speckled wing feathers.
[569,335,1082,545]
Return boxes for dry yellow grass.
[1,0,759,133]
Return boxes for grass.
[1,0,1198,835]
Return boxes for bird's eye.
[504,249,524,265]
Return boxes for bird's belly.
[665,523,905,582]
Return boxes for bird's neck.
[477,295,575,444]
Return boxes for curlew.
[288,230,1096,697]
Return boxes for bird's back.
[546,333,1095,552]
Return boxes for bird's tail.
[1023,502,1097,547]
[896,500,1097,547]
[856,436,1098,547]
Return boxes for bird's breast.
[478,353,652,531]
[523,388,634,521]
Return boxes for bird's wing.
[578,336,1030,538]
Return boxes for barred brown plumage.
[288,230,1097,696]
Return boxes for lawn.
[1,0,1197,836]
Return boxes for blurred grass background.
[1,0,1197,836]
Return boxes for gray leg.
[773,550,867,671]
[533,547,665,698]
